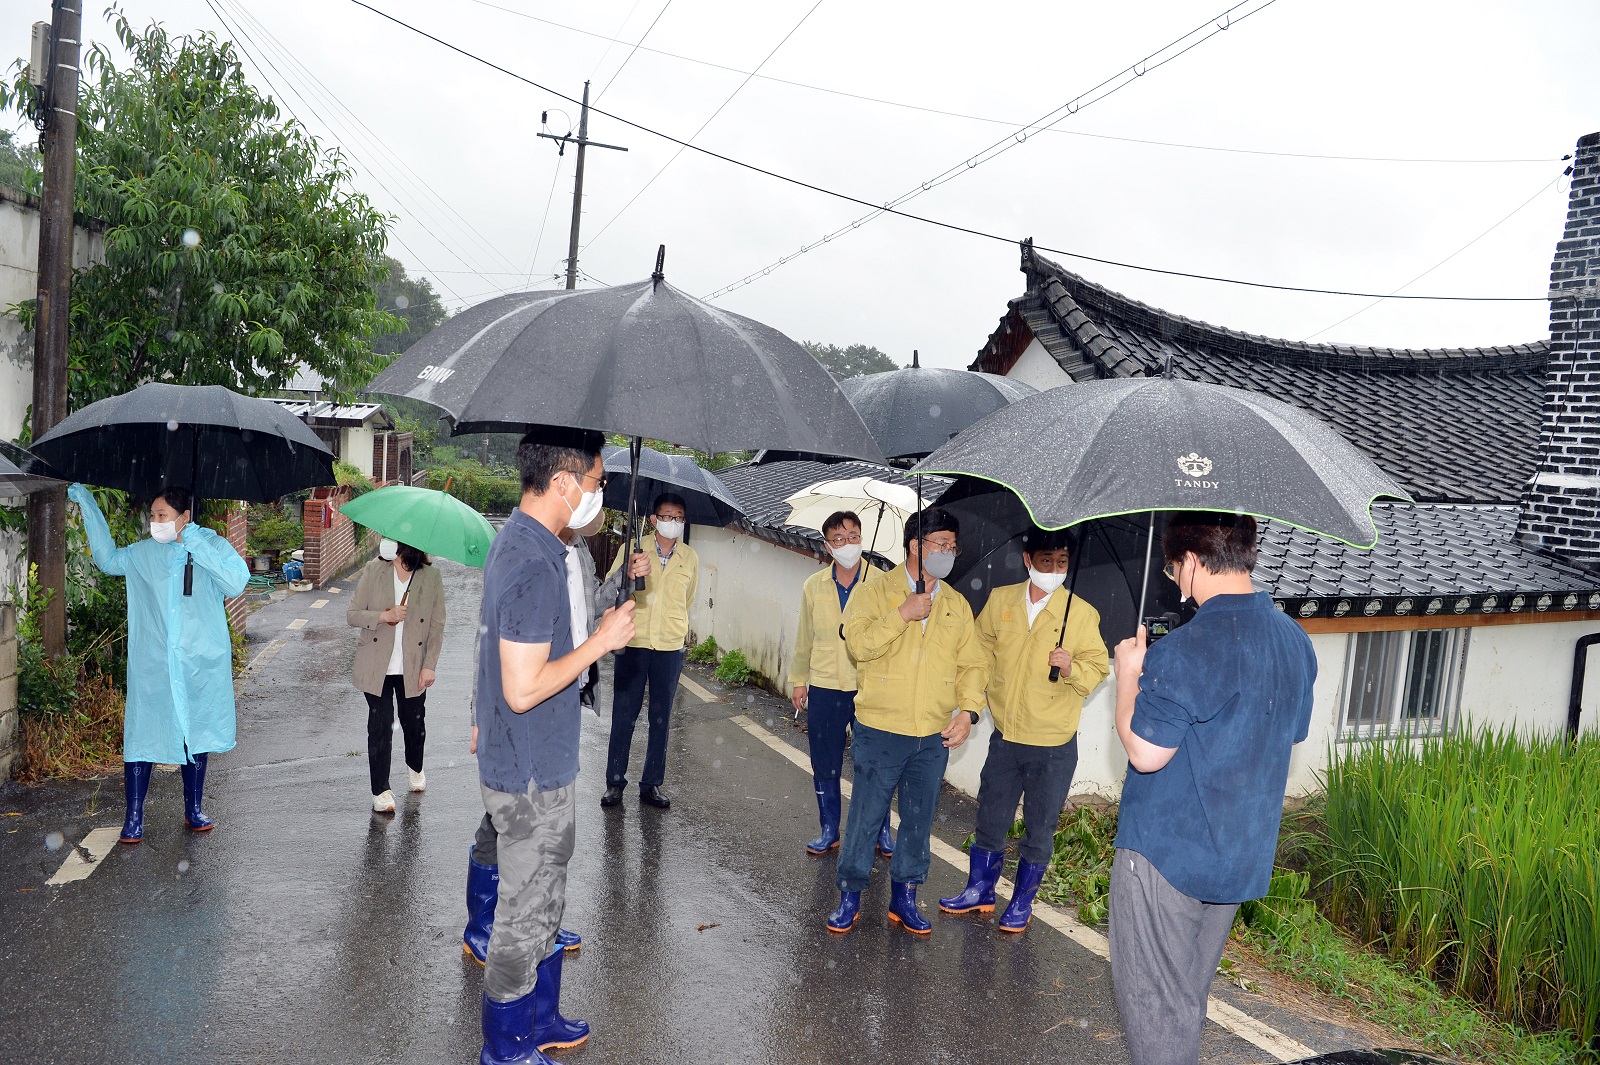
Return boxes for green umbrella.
[339,485,496,568]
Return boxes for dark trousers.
[606,647,685,789]
[1109,848,1238,1065]
[973,731,1079,864]
[805,686,856,782]
[473,811,498,865]
[836,724,948,892]
[365,674,426,795]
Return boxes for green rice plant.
[1306,728,1600,1048]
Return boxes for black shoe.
[600,786,624,808]
[640,786,671,809]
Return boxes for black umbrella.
[0,441,65,496]
[917,377,1411,630]
[838,352,1038,461]
[29,382,336,502]
[601,444,746,527]
[366,248,882,595]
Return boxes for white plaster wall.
[687,525,820,690]
[1005,336,1073,392]
[342,424,376,478]
[1457,620,1600,737]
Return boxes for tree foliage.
[0,128,40,193]
[0,12,400,408]
[373,255,448,357]
[801,341,900,379]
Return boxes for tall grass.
[1311,729,1600,1047]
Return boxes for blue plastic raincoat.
[69,484,251,763]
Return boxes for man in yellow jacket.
[788,511,893,857]
[939,526,1109,932]
[827,507,988,935]
[602,492,698,810]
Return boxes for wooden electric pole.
[537,81,627,290]
[28,0,82,657]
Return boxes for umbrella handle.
[1046,534,1086,682]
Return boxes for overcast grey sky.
[6,0,1598,369]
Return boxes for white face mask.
[378,538,399,561]
[655,518,685,542]
[565,475,604,531]
[921,549,956,581]
[829,543,863,570]
[1028,567,1066,594]
[150,520,179,544]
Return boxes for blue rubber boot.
[554,928,582,952]
[180,753,213,831]
[887,881,932,935]
[119,761,152,844]
[805,778,842,854]
[999,858,1049,933]
[480,991,556,1065]
[464,847,499,964]
[532,944,589,1051]
[826,891,862,933]
[939,847,1003,914]
[875,808,895,859]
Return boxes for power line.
[581,0,825,253]
[523,150,565,290]
[344,0,1552,304]
[1302,174,1565,340]
[205,0,472,305]
[457,0,1560,167]
[218,0,524,281]
[593,0,674,103]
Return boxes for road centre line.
[677,674,724,704]
[246,638,287,673]
[310,599,328,609]
[285,618,307,630]
[728,712,1315,1063]
[45,827,122,886]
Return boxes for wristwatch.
[962,710,979,725]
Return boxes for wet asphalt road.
[0,558,1352,1064]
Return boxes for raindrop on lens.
[969,578,982,590]
[44,831,64,851]
[712,759,722,769]
[167,420,180,432]
[929,405,941,417]
[394,295,410,310]
[181,228,201,247]
[393,721,401,733]
[177,860,190,874]
[714,735,724,746]
[212,282,225,295]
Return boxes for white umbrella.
[783,476,933,565]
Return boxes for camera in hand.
[1142,611,1181,642]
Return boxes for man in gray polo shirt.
[477,427,635,1065]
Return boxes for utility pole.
[28,0,82,657]
[538,81,627,290]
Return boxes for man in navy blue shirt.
[476,427,635,1065]
[1109,513,1315,1065]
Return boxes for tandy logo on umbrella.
[1175,452,1219,489]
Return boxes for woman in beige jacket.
[348,539,446,813]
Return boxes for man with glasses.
[940,526,1109,932]
[788,511,894,857]
[826,507,987,934]
[1108,512,1315,1065]
[603,492,698,810]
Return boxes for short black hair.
[903,506,958,552]
[1021,525,1072,558]
[517,427,604,494]
[821,510,861,539]
[396,542,431,571]
[153,485,193,515]
[1162,511,1257,575]
[653,492,688,517]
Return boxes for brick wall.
[371,431,414,487]
[223,504,248,636]
[1519,131,1600,572]
[303,486,357,587]
[0,604,16,784]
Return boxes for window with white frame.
[1340,628,1468,739]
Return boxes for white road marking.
[730,712,1316,1063]
[246,638,287,674]
[678,674,723,704]
[285,618,307,630]
[45,827,122,886]
[310,599,329,610]
[327,586,341,593]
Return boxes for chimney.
[1519,132,1600,573]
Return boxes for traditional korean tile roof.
[973,245,1549,505]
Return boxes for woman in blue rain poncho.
[67,483,251,844]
